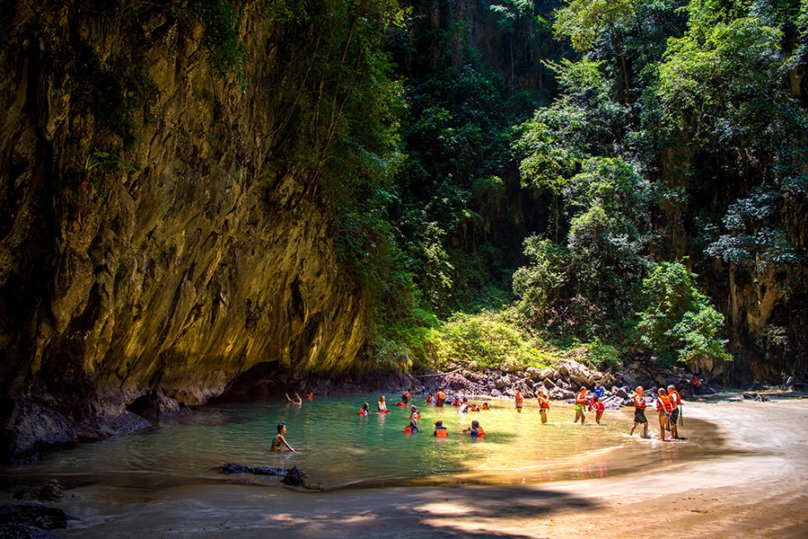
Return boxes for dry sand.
[51,397,808,538]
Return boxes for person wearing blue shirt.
[593,381,605,400]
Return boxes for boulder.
[467,361,480,371]
[542,378,556,389]
[0,503,67,531]
[539,368,555,380]
[495,377,510,391]
[525,367,540,381]
[0,524,63,539]
[12,481,64,503]
[615,387,629,399]
[600,373,617,388]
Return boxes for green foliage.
[512,236,567,317]
[586,338,623,370]
[638,261,732,364]
[423,309,558,370]
[189,0,246,82]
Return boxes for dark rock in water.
[0,523,64,539]
[615,388,629,399]
[742,392,758,400]
[0,503,68,530]
[217,463,316,490]
[218,463,287,476]
[281,466,306,487]
[13,480,65,502]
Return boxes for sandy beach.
[26,396,808,538]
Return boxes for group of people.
[271,381,685,452]
[629,384,683,441]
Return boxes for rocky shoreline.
[3,356,798,465]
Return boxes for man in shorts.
[629,386,649,437]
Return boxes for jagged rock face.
[0,2,370,460]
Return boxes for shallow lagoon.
[2,394,723,491]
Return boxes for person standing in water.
[592,396,605,425]
[359,402,370,416]
[436,389,446,407]
[270,423,297,452]
[377,395,388,411]
[591,381,605,410]
[515,389,524,413]
[574,387,587,425]
[537,389,550,424]
[656,388,673,441]
[285,392,302,405]
[667,384,682,439]
[629,386,649,437]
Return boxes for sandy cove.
[44,396,808,538]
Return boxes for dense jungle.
[0,0,807,462]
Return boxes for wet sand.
[21,398,808,538]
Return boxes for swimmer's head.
[411,405,417,410]
[363,402,369,409]
[636,386,644,394]
[667,385,675,390]
[434,420,443,427]
[471,420,480,429]
[380,396,385,401]
[658,388,666,394]
[277,423,286,434]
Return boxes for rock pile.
[415,360,701,407]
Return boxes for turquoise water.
[2,394,711,491]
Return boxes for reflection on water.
[0,394,725,491]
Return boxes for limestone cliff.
[0,1,375,462]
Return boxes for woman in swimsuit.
[271,423,296,452]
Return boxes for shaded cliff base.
[6,396,805,539]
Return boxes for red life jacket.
[668,389,681,406]
[575,392,587,405]
[633,395,646,409]
[435,428,447,438]
[657,394,673,413]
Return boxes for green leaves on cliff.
[638,261,731,364]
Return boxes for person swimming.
[410,405,421,421]
[436,389,446,407]
[433,420,448,438]
[426,393,434,406]
[377,395,388,411]
[270,423,296,452]
[286,392,302,405]
[465,419,485,438]
[359,402,370,416]
[481,402,489,410]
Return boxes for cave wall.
[0,1,371,461]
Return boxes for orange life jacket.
[575,392,587,405]
[437,391,445,400]
[359,408,368,415]
[435,428,447,438]
[472,427,485,438]
[633,394,646,409]
[656,394,673,413]
[515,393,523,403]
[668,389,681,406]
[537,395,549,409]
